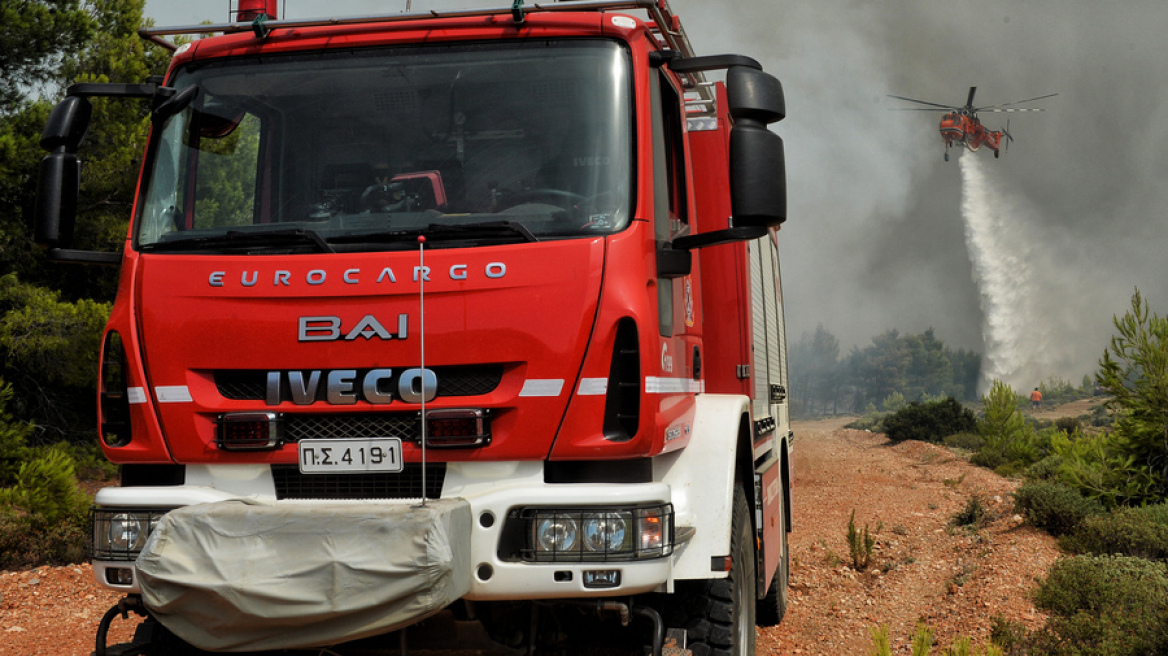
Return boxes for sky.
[141,0,1168,390]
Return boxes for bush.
[942,432,984,451]
[1013,480,1105,537]
[951,495,990,528]
[0,380,33,484]
[1049,429,1158,508]
[1025,455,1065,481]
[1060,504,1168,560]
[0,506,90,568]
[1029,555,1168,655]
[882,397,977,443]
[0,274,111,444]
[0,446,90,524]
[847,509,875,570]
[977,380,1052,474]
[1052,416,1081,434]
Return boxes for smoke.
[143,0,1168,388]
[959,153,1082,391]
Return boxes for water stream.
[959,153,1053,393]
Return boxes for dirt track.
[755,417,1060,654]
[3,409,1087,656]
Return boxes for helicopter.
[888,87,1056,161]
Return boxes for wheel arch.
[656,394,752,583]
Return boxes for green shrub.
[988,615,1027,653]
[1089,404,1113,428]
[846,410,886,432]
[1025,455,1065,481]
[869,624,892,656]
[847,509,875,570]
[970,446,1006,471]
[1060,504,1168,560]
[0,446,90,524]
[1029,555,1168,655]
[1052,416,1081,434]
[0,380,33,484]
[0,507,89,568]
[942,432,984,451]
[951,495,990,528]
[1049,429,1158,507]
[882,397,977,443]
[976,380,1053,474]
[1013,480,1105,536]
[0,274,111,444]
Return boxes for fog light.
[535,514,579,553]
[582,569,621,589]
[105,567,134,586]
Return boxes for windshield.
[136,40,632,252]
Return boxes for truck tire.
[755,506,788,626]
[660,484,756,656]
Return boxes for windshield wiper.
[328,221,539,245]
[141,228,335,254]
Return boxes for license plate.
[298,438,403,474]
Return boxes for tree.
[0,0,169,300]
[790,325,840,415]
[0,273,110,443]
[0,1,92,115]
[1096,289,1168,501]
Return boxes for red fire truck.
[34,1,791,654]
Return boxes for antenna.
[417,235,428,507]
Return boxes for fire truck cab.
[35,1,792,654]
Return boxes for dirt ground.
[755,417,1062,655]
[3,404,1093,656]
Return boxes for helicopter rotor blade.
[965,86,977,109]
[975,92,1059,111]
[887,94,959,110]
[979,107,1047,113]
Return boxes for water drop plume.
[959,154,1076,393]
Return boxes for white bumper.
[93,461,676,601]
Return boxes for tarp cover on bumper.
[136,498,472,652]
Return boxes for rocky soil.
[2,411,1079,656]
[756,417,1061,655]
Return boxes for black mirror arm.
[672,226,767,251]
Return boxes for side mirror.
[34,152,80,248]
[40,95,92,152]
[727,66,786,229]
[35,95,92,250]
[34,82,160,264]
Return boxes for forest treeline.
[789,325,985,417]
[1,0,169,565]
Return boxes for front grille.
[285,413,418,443]
[272,463,444,500]
[215,365,503,401]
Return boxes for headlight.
[582,512,630,554]
[92,508,169,561]
[511,504,672,562]
[108,513,146,551]
[535,514,579,553]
